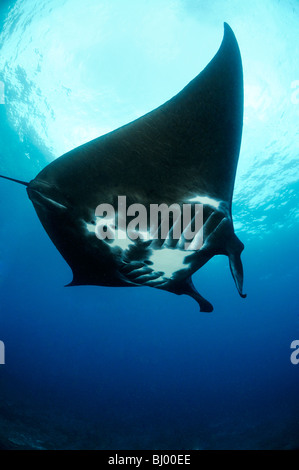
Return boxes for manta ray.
[0,23,246,312]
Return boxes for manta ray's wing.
[36,23,242,211]
[23,22,245,312]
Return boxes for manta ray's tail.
[0,175,29,186]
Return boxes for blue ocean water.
[0,0,298,450]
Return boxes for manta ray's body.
[1,23,246,312]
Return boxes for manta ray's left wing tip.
[223,22,236,37]
[223,22,232,30]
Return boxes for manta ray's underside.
[1,23,246,312]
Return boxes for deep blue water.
[0,0,298,450]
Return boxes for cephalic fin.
[195,214,246,298]
[172,277,214,313]
[228,234,247,298]
[215,218,246,298]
